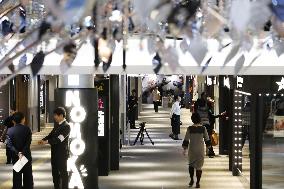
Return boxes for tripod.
[133,122,154,145]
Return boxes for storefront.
[235,76,284,189]
[141,74,185,107]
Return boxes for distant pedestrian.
[3,109,16,164]
[128,89,138,129]
[6,112,34,189]
[170,95,181,140]
[39,107,70,189]
[182,113,211,188]
[152,87,160,112]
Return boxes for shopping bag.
[211,130,219,146]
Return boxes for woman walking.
[170,95,181,140]
[182,113,211,188]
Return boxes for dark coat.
[43,121,70,160]
[6,124,32,162]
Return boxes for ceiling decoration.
[0,0,284,85]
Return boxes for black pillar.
[110,75,120,170]
[250,93,263,189]
[95,79,110,176]
[219,76,233,156]
[135,77,138,120]
[55,88,98,189]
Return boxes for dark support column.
[228,89,234,171]
[250,94,263,189]
[219,76,232,155]
[37,76,41,132]
[135,77,138,120]
[110,75,120,170]
[55,74,98,189]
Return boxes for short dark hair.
[13,112,25,124]
[191,113,201,124]
[132,89,136,93]
[53,107,66,118]
[174,95,179,101]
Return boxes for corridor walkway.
[0,105,248,189]
[99,105,248,189]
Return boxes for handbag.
[211,130,219,146]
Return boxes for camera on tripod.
[139,122,146,128]
[133,122,154,146]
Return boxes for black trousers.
[12,161,33,189]
[204,124,215,155]
[6,146,12,163]
[128,108,136,127]
[153,101,159,112]
[171,114,180,135]
[51,157,68,189]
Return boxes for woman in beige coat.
[182,113,211,188]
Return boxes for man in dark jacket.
[128,89,138,129]
[3,109,16,164]
[6,112,33,189]
[39,107,70,189]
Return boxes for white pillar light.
[224,77,230,89]
[276,77,284,91]
[66,90,87,188]
[237,76,243,88]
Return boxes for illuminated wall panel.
[55,88,98,189]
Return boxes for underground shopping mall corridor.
[0,105,248,189]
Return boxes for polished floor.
[0,105,248,189]
[262,135,284,189]
[99,105,248,189]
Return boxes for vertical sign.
[94,79,110,176]
[98,98,105,136]
[55,88,98,189]
[39,82,46,114]
[66,90,87,188]
[94,80,109,137]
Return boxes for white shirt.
[170,101,181,117]
[58,119,66,125]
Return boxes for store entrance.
[260,94,284,189]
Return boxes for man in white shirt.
[152,87,160,112]
[170,96,181,140]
